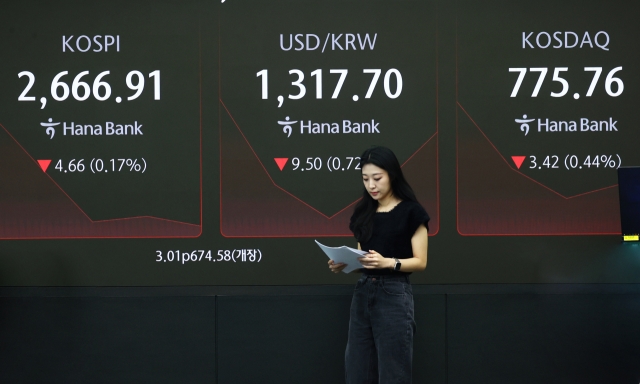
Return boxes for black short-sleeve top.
[351,200,430,276]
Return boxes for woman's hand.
[328,259,347,273]
[358,250,394,270]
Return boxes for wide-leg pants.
[345,274,415,384]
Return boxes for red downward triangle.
[37,159,52,172]
[511,156,526,170]
[274,158,288,171]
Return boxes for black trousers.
[345,274,415,384]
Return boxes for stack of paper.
[315,240,367,273]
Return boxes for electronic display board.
[0,0,202,239]
[219,0,438,237]
[0,0,638,286]
[456,0,636,235]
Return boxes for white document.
[315,240,367,273]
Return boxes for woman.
[328,146,429,384]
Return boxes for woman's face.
[361,163,393,202]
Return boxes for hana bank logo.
[41,118,60,139]
[515,114,535,136]
[277,116,297,138]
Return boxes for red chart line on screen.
[219,100,439,238]
[456,103,620,236]
[0,121,202,239]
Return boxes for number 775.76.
[508,67,623,98]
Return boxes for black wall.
[2,285,639,384]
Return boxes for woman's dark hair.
[349,146,418,242]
